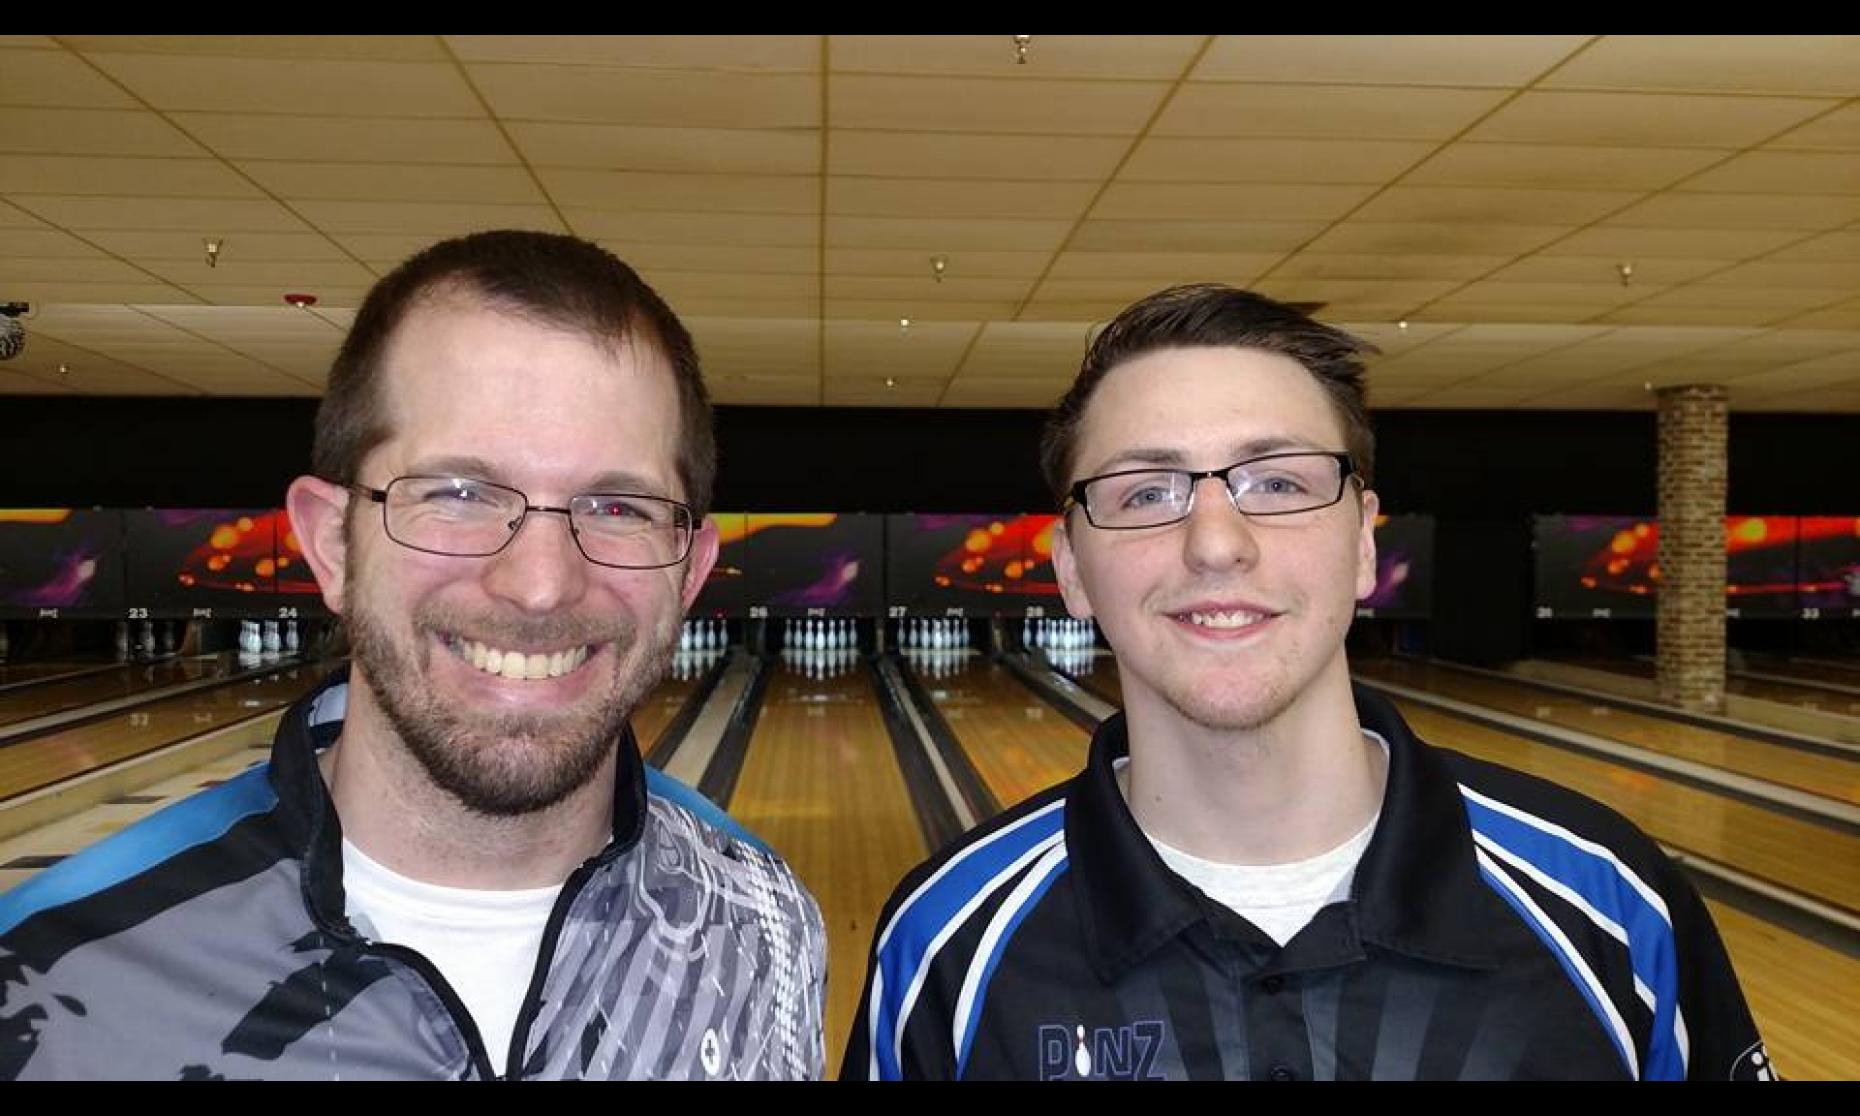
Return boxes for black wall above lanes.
[2,396,1851,517]
[5,397,1851,664]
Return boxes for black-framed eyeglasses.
[351,475,696,570]
[1065,451,1359,530]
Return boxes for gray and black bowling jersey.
[0,673,826,1080]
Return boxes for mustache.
[412,604,638,648]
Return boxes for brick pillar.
[1655,385,1728,713]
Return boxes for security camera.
[0,302,26,361]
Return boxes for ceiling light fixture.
[283,293,318,310]
[203,237,223,269]
[1013,35,1032,65]
[931,255,948,283]
[1618,261,1634,287]
[899,317,911,336]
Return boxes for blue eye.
[1123,486,1171,508]
[1257,475,1309,495]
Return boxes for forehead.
[1073,345,1344,473]
[370,292,681,485]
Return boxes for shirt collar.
[1067,683,1504,982]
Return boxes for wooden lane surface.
[907,653,1090,808]
[0,660,341,802]
[1064,653,1123,706]
[1567,655,1860,717]
[1357,658,1860,807]
[626,670,701,756]
[0,655,235,728]
[1384,699,1860,914]
[725,658,926,1077]
[1755,656,1860,689]
[0,660,114,688]
[1081,653,1857,1077]
[1730,672,1860,717]
[1705,899,1860,1080]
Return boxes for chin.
[1143,659,1300,733]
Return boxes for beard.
[344,584,674,818]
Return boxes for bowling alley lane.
[0,660,119,689]
[1564,655,1860,719]
[1355,658,1860,806]
[726,655,926,1076]
[0,653,243,730]
[626,665,707,758]
[905,651,1092,810]
[0,658,341,802]
[1749,655,1860,690]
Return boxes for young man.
[844,285,1768,1081]
[0,232,825,1080]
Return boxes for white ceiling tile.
[1155,83,1505,139]
[1351,186,1640,226]
[469,65,818,128]
[84,52,481,116]
[293,199,565,235]
[64,36,449,61]
[829,177,1095,220]
[1123,137,1434,183]
[1769,103,1860,151]
[447,35,818,69]
[11,195,311,231]
[1466,91,1834,148]
[0,107,206,157]
[1542,35,1860,97]
[0,155,261,197]
[1193,35,1588,87]
[1681,151,1860,195]
[827,248,1050,278]
[175,113,517,165]
[1404,143,1722,191]
[0,47,138,109]
[238,162,547,205]
[831,74,1167,135]
[1304,222,1570,256]
[510,122,819,175]
[541,170,816,213]
[1092,182,1373,222]
[1068,219,1324,253]
[567,210,813,246]
[1045,251,1285,282]
[831,131,1123,180]
[831,35,1204,79]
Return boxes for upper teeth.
[455,638,590,680]
[1187,610,1264,629]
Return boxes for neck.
[1120,653,1385,865]
[320,678,616,890]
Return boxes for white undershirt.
[341,839,563,1076]
[1130,732,1388,947]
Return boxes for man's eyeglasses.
[1065,451,1359,530]
[351,475,696,569]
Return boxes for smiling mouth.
[441,634,598,681]
[1174,608,1276,630]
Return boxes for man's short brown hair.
[1039,284,1377,504]
[313,229,717,516]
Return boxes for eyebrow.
[406,457,674,498]
[1088,436,1324,475]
